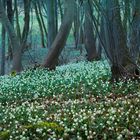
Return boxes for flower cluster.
[0,60,139,139]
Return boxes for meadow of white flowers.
[0,61,139,139]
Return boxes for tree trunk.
[46,0,57,48]
[129,0,140,62]
[0,0,22,72]
[58,0,63,21]
[123,0,130,34]
[43,0,76,70]
[0,0,6,75]
[14,0,22,42]
[73,4,80,48]
[34,2,45,48]
[21,0,31,50]
[84,0,98,61]
[37,1,48,45]
[7,0,14,60]
[0,24,6,75]
[104,0,139,80]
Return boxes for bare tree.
[43,0,76,70]
[83,0,98,61]
[0,0,22,72]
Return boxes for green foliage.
[0,60,139,139]
[10,71,17,77]
[24,122,64,132]
[0,130,10,140]
[0,61,110,103]
[23,121,64,138]
[0,60,139,103]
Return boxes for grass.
[0,60,140,139]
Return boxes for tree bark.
[129,0,140,62]
[21,0,31,50]
[34,1,45,48]
[37,1,48,45]
[0,0,6,75]
[14,0,22,42]
[0,24,6,75]
[7,0,14,60]
[46,0,57,48]
[43,0,76,70]
[0,0,22,72]
[103,0,139,80]
[84,0,98,61]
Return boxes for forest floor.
[0,44,86,74]
[0,60,140,139]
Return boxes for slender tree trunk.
[37,1,48,44]
[123,0,130,33]
[7,0,14,60]
[83,0,98,61]
[129,0,140,62]
[77,6,84,52]
[58,0,63,21]
[14,0,21,42]
[46,0,57,48]
[0,24,6,75]
[97,17,104,60]
[34,2,45,48]
[73,4,80,48]
[43,0,76,70]
[0,0,6,75]
[21,0,31,50]
[0,0,22,72]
